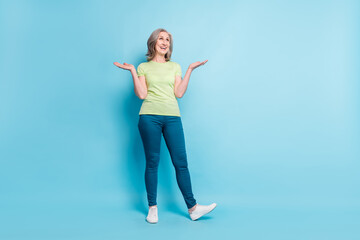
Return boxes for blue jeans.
[138,114,197,209]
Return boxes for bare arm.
[114,62,147,99]
[174,60,208,98]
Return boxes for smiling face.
[146,28,173,61]
[155,31,170,55]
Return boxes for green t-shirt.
[137,60,182,116]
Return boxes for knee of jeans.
[173,153,188,169]
[146,154,160,169]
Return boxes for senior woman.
[114,28,216,224]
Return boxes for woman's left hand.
[189,60,208,70]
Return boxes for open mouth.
[160,46,167,50]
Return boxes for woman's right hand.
[113,62,135,71]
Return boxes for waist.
[139,99,180,116]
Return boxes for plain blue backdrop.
[1,0,359,239]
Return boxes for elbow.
[135,89,147,99]
[175,91,184,98]
[138,93,147,100]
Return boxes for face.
[155,31,170,55]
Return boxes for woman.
[114,28,216,223]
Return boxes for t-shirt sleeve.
[175,63,182,77]
[137,64,145,77]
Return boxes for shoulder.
[138,61,149,67]
[137,61,150,71]
[169,61,181,68]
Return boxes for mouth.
[159,46,167,51]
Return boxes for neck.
[152,54,166,63]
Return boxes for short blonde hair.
[146,28,173,62]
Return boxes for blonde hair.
[146,28,173,62]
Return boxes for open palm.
[189,60,208,70]
[113,62,135,71]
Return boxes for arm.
[114,62,147,99]
[130,68,147,99]
[174,60,208,98]
[174,67,192,98]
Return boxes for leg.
[138,115,163,207]
[162,116,197,209]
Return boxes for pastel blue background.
[1,0,359,239]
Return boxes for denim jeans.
[138,114,197,209]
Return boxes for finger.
[115,63,126,68]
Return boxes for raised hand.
[189,60,208,70]
[113,62,135,71]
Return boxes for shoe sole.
[191,203,217,221]
[146,218,158,224]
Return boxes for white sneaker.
[189,203,217,221]
[146,206,158,224]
